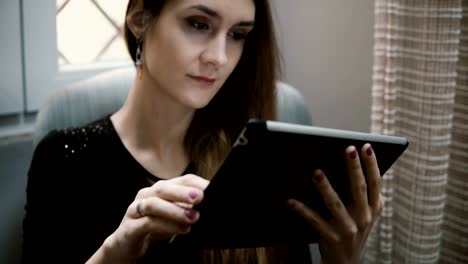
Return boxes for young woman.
[22,0,383,263]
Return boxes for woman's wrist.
[86,235,135,264]
[85,239,113,264]
[85,243,111,264]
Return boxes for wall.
[0,1,24,115]
[272,0,375,132]
[0,137,33,264]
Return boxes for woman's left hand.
[288,143,384,264]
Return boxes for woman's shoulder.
[34,115,117,159]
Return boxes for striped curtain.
[365,0,468,263]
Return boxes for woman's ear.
[126,0,150,39]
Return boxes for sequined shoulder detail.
[56,115,116,158]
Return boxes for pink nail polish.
[185,209,197,220]
[349,148,357,159]
[189,191,198,200]
[366,144,373,156]
[288,199,298,209]
[314,171,324,182]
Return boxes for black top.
[22,115,312,264]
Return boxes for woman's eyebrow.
[189,4,255,27]
[190,4,220,18]
[236,21,255,27]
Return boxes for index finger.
[173,174,210,190]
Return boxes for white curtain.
[365,0,468,263]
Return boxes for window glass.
[56,0,130,66]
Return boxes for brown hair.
[125,0,281,263]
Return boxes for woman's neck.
[110,78,194,178]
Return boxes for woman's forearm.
[86,237,134,264]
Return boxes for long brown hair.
[125,0,281,263]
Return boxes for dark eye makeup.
[186,17,210,31]
[185,16,252,42]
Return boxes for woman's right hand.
[87,174,209,264]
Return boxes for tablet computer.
[174,118,408,249]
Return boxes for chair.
[31,66,320,262]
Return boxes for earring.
[135,38,143,80]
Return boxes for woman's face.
[142,0,255,110]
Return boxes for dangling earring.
[135,38,143,80]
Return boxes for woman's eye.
[228,31,249,41]
[188,18,209,31]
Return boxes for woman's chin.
[182,93,218,110]
[189,100,212,110]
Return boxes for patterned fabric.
[366,0,468,263]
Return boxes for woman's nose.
[200,35,228,67]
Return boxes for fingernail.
[189,191,198,200]
[314,170,324,182]
[185,209,197,220]
[349,148,357,159]
[366,144,373,156]
[287,199,298,209]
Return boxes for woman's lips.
[188,75,216,85]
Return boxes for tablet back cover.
[173,119,408,249]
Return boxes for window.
[22,0,132,112]
[56,0,129,65]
